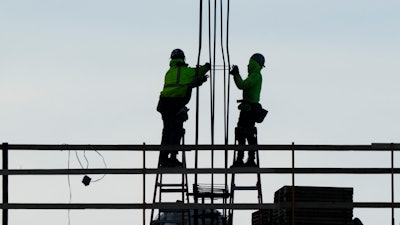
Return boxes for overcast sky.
[1,0,400,225]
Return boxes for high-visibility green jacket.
[233,59,263,104]
[160,58,209,99]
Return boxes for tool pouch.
[176,106,189,122]
[238,100,268,123]
[253,103,268,123]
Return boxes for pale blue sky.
[1,1,400,224]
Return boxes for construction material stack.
[252,208,273,225]
[273,186,353,225]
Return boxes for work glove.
[204,62,211,71]
[201,74,209,83]
[191,74,209,88]
[229,65,239,75]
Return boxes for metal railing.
[1,142,400,225]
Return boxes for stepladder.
[228,126,263,225]
[150,130,191,225]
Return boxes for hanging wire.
[89,146,108,183]
[75,150,89,169]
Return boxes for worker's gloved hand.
[201,75,209,83]
[204,62,211,70]
[229,65,239,75]
[191,75,209,88]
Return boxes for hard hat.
[170,49,185,60]
[250,53,265,67]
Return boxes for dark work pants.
[157,96,187,164]
[236,109,257,161]
[160,112,184,161]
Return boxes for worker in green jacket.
[157,49,210,167]
[230,53,266,167]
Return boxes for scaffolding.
[1,142,400,225]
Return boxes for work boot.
[245,151,257,167]
[169,157,183,167]
[230,159,245,168]
[159,155,170,167]
[244,159,257,167]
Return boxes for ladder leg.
[256,150,263,204]
[229,127,264,225]
[228,173,235,225]
[150,156,162,224]
[152,129,190,225]
[228,130,238,225]
[182,130,191,225]
[182,149,192,225]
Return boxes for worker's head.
[170,49,185,60]
[250,53,265,68]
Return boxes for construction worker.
[229,53,267,167]
[157,49,210,167]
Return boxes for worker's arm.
[234,73,258,90]
[230,65,256,90]
[190,63,211,87]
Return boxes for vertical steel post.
[291,142,295,225]
[391,143,394,225]
[142,143,146,225]
[2,142,9,225]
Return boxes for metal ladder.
[228,127,263,225]
[150,131,191,225]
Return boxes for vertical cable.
[220,0,226,146]
[211,0,217,208]
[195,0,203,189]
[223,0,229,146]
[194,2,203,225]
[218,0,228,218]
[207,0,215,152]
[225,0,231,168]
[212,0,217,146]
[224,1,232,217]
[207,1,213,193]
[208,0,213,142]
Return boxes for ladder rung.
[233,186,258,191]
[157,183,185,187]
[191,192,230,199]
[160,188,188,193]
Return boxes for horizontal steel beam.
[2,167,400,175]
[3,143,400,151]
[1,202,399,210]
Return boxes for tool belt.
[237,100,268,123]
[157,97,189,122]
